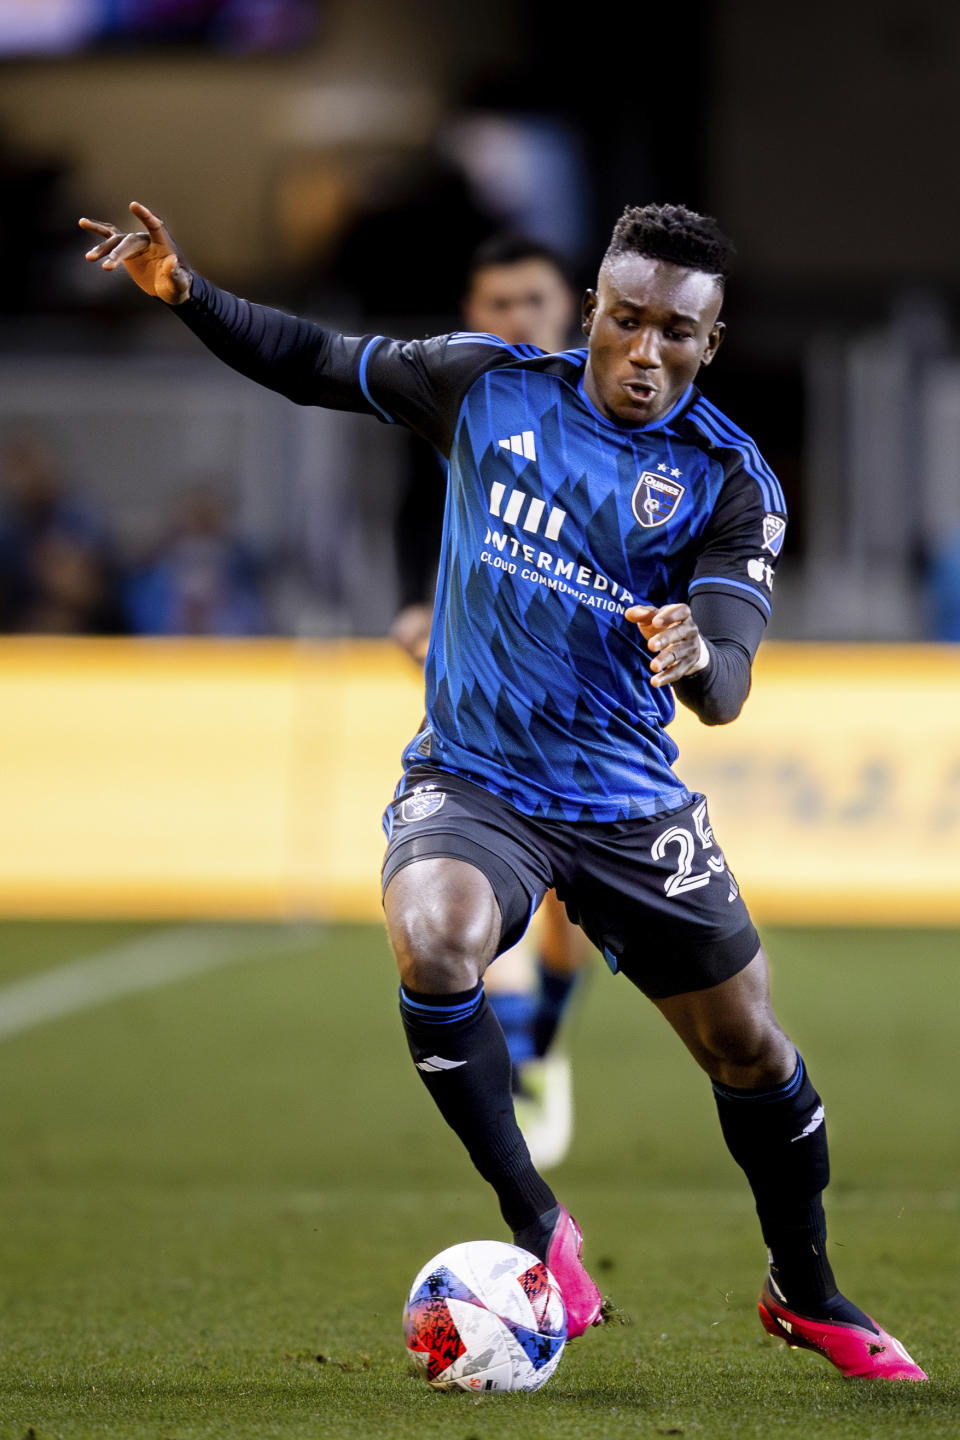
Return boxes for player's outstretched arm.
[78,208,462,436]
[79,201,345,405]
[79,202,191,304]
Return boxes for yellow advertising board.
[0,639,956,924]
[670,645,960,924]
[0,639,423,920]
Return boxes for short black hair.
[465,233,572,291]
[603,203,735,282]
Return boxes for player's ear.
[700,320,725,367]
[581,289,598,338]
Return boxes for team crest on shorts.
[401,785,446,822]
[632,471,685,528]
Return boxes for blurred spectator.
[0,434,123,633]
[125,481,267,635]
[927,531,960,641]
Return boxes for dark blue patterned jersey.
[177,279,787,821]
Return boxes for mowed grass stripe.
[0,922,318,1039]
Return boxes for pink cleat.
[543,1205,603,1339]
[759,1275,927,1381]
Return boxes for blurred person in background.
[391,232,589,1170]
[926,529,960,640]
[124,479,267,636]
[0,433,123,633]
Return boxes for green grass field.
[0,921,956,1440]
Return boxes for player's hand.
[79,202,191,304]
[390,603,433,665]
[625,602,708,688]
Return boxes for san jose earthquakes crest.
[631,471,685,528]
[401,785,446,822]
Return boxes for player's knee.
[385,858,502,977]
[386,879,500,994]
[697,1011,793,1086]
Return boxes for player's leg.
[531,891,587,1060]
[654,948,835,1307]
[483,928,538,1078]
[654,947,926,1380]
[382,772,602,1334]
[506,892,586,1169]
[385,855,556,1232]
[571,794,925,1378]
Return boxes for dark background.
[0,0,957,639]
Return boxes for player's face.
[581,255,724,425]
[462,259,576,353]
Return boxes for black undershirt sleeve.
[672,589,767,726]
[174,274,377,411]
[173,275,510,455]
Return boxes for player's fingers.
[651,652,692,685]
[651,603,691,627]
[624,604,656,623]
[651,632,704,684]
[129,201,168,235]
[649,619,696,652]
[651,646,686,671]
[84,233,125,261]
[101,232,150,269]
[78,217,117,238]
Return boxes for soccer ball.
[403,1239,567,1392]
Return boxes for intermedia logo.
[488,482,566,541]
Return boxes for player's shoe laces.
[758,1275,927,1381]
[516,1204,603,1339]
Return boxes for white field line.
[0,924,313,1041]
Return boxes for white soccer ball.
[403,1239,567,1392]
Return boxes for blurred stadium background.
[0,0,958,921]
[0,4,958,1436]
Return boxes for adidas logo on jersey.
[498,429,537,461]
[488,482,566,541]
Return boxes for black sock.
[513,1203,562,1262]
[713,1054,872,1325]
[399,982,556,1231]
[532,959,579,1059]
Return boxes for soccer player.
[80,199,926,1380]
[390,232,588,1170]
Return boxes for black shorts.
[381,765,759,1000]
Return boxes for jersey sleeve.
[175,276,507,455]
[686,452,787,622]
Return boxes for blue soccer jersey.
[177,284,786,822]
